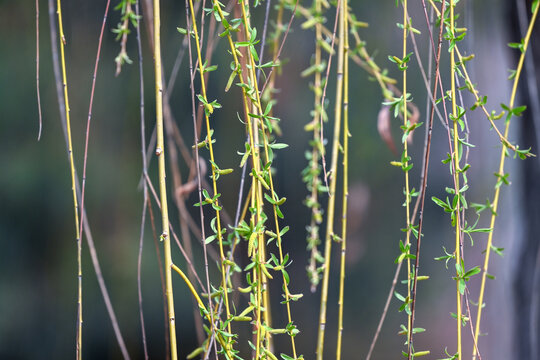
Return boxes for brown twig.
[143,172,205,289]
[184,1,219,355]
[317,0,340,193]
[135,0,149,357]
[146,196,170,360]
[407,1,445,356]
[48,0,131,357]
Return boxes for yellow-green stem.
[450,2,462,359]
[171,264,234,358]
[427,0,522,154]
[210,1,268,355]
[336,1,349,358]
[239,1,299,355]
[316,1,345,358]
[187,0,233,340]
[153,0,177,358]
[401,0,413,350]
[473,4,540,358]
[56,1,82,358]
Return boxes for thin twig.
[54,0,83,356]
[165,94,206,345]
[36,0,42,141]
[48,2,130,357]
[135,0,149,357]
[336,3,349,358]
[143,172,205,289]
[410,30,446,128]
[77,2,120,356]
[464,288,483,360]
[78,0,112,303]
[407,1,445,356]
[317,0,341,191]
[184,0,219,356]
[317,1,344,358]
[366,5,442,358]
[152,0,178,356]
[146,196,171,360]
[260,0,299,96]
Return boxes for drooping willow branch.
[316,0,344,358]
[336,1,349,358]
[152,0,178,358]
[407,1,446,357]
[55,0,83,357]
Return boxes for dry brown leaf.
[377,105,397,155]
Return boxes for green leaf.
[205,235,217,244]
[463,266,481,278]
[458,279,466,295]
[269,143,289,150]
[394,291,406,302]
[264,193,277,205]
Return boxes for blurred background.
[1,0,539,359]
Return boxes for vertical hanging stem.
[136,0,150,357]
[238,0,300,355]
[473,4,540,359]
[55,1,82,358]
[153,0,178,358]
[407,2,445,358]
[306,0,324,293]
[316,0,344,358]
[449,2,462,359]
[400,0,413,352]
[336,0,349,358]
[36,0,43,140]
[246,7,271,356]
[188,0,233,345]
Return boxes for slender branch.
[336,1,349,358]
[400,2,413,357]
[259,0,299,96]
[146,195,171,360]
[143,172,205,289]
[152,0,178,357]
[54,0,83,357]
[48,2,130,357]
[170,264,234,359]
[317,0,341,191]
[36,0,42,141]
[425,0,527,155]
[316,1,343,358]
[135,0,149,357]
[184,0,218,355]
[408,1,445,356]
[473,3,540,358]
[78,0,112,327]
[305,0,325,293]
[366,5,444,358]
